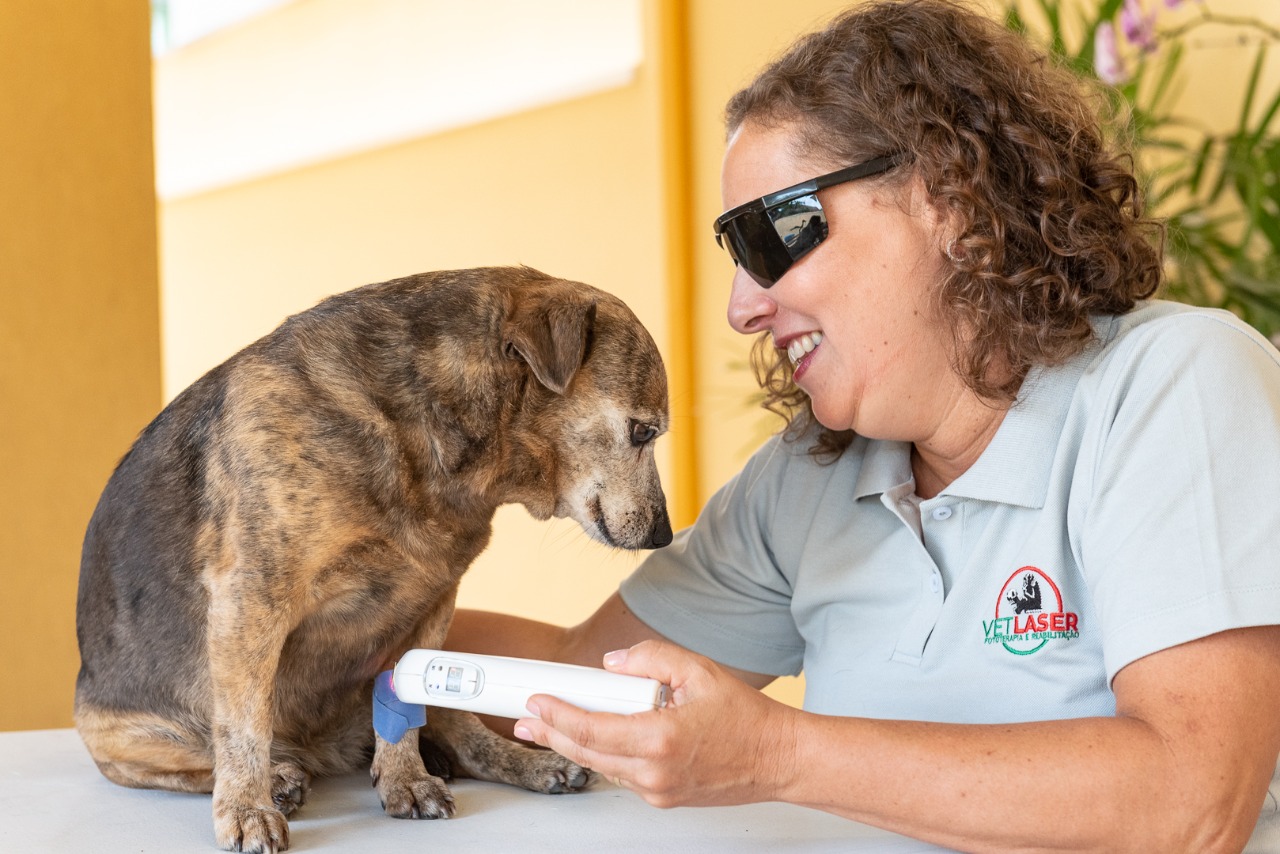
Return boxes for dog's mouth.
[587,495,616,547]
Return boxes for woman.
[449,1,1280,850]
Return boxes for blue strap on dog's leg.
[373,670,426,744]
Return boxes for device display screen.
[446,666,463,693]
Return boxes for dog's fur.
[74,267,671,852]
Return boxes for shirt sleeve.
[1078,311,1280,683]
[619,435,807,676]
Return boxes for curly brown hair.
[726,0,1164,460]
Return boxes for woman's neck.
[909,395,1009,499]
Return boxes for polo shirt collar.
[941,364,1075,508]
[852,439,913,500]
[850,345,1094,509]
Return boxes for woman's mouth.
[785,332,822,380]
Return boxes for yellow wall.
[0,0,162,730]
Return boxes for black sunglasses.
[713,153,903,288]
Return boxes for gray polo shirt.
[621,300,1280,726]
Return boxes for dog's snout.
[647,505,673,549]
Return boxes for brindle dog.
[75,267,672,852]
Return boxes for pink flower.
[1094,21,1129,84]
[1121,0,1159,53]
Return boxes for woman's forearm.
[776,628,1280,853]
[446,609,572,661]
[781,713,1206,852]
[447,592,667,667]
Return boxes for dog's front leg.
[370,729,456,820]
[370,592,456,820]
[207,579,292,853]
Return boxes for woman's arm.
[517,625,1280,853]
[446,592,662,667]
[448,591,775,686]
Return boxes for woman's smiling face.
[720,120,964,443]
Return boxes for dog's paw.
[541,756,593,794]
[214,803,290,853]
[375,772,456,820]
[522,751,594,794]
[271,762,311,816]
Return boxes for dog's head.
[500,270,671,551]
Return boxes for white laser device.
[392,649,668,719]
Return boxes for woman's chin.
[808,400,855,434]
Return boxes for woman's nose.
[726,268,776,335]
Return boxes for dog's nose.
[647,506,673,549]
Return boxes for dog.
[74,266,672,852]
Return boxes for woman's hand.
[513,639,798,808]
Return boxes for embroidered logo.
[983,566,1080,655]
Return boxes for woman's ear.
[915,178,964,264]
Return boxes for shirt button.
[930,574,942,593]
[931,506,953,521]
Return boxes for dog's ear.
[503,292,597,395]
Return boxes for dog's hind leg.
[268,761,311,817]
[76,701,311,812]
[75,704,215,793]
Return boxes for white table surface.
[2,728,956,853]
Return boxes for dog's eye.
[629,419,658,447]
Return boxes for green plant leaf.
[1237,42,1266,138]
[1147,41,1184,118]
[1246,47,1280,147]
[1004,3,1027,36]
[1188,135,1215,195]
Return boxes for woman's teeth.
[787,332,823,366]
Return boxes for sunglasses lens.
[720,215,780,286]
[716,193,828,288]
[769,193,827,261]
